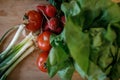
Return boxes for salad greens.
[47,33,74,79]
[65,19,90,76]
[47,0,120,80]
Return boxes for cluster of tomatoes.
[23,4,65,72]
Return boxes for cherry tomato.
[23,10,43,32]
[37,52,49,72]
[37,31,51,51]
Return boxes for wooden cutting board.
[0,0,82,80]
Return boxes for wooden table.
[0,0,120,80]
[0,0,82,80]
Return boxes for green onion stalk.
[0,24,25,62]
[0,24,37,80]
[0,25,19,44]
[0,45,35,80]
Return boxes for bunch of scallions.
[0,24,36,80]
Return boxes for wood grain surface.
[0,0,82,80]
[0,0,120,80]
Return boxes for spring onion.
[0,24,25,62]
[0,25,19,45]
[0,24,37,80]
[0,32,34,70]
[0,45,35,80]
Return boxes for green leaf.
[61,1,81,17]
[102,2,120,23]
[90,28,104,47]
[47,59,58,77]
[50,32,70,55]
[108,58,120,80]
[77,0,120,22]
[97,45,113,71]
[47,46,69,77]
[50,33,65,48]
[112,23,120,47]
[105,24,116,42]
[57,60,75,80]
[49,46,69,65]
[88,62,106,80]
[74,62,87,78]
[64,19,90,77]
[61,0,120,79]
[89,28,114,71]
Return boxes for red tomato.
[24,10,43,32]
[37,31,51,51]
[37,52,49,72]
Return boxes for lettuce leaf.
[61,0,120,79]
[64,18,90,78]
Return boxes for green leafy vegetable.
[47,33,75,79]
[108,57,120,80]
[57,60,74,80]
[88,61,106,80]
[49,46,69,66]
[47,0,120,80]
[64,18,90,78]
[47,46,70,77]
[60,0,120,80]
